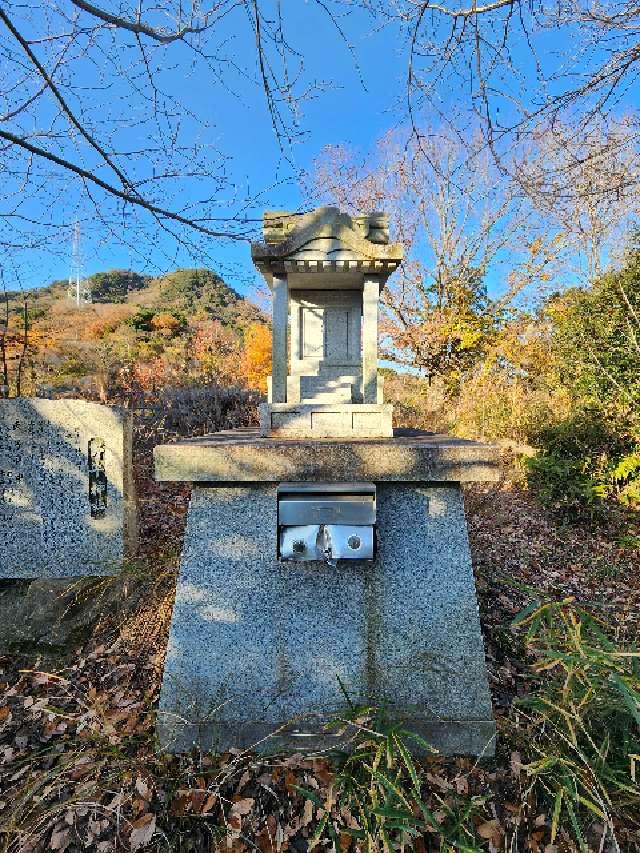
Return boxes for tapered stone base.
[157,483,496,756]
[259,403,393,437]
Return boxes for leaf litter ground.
[1,471,639,852]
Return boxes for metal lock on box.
[277,482,376,565]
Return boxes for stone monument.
[0,398,134,578]
[155,207,498,756]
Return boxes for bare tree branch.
[0,128,250,241]
[0,8,135,192]
[70,0,218,43]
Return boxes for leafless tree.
[358,0,640,202]
[516,118,640,281]
[308,128,562,381]
[0,0,355,282]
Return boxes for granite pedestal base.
[157,477,496,756]
[260,403,393,438]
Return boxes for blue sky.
[10,3,411,296]
[5,1,638,298]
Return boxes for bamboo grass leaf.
[611,674,640,727]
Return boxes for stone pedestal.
[259,403,393,438]
[154,430,498,756]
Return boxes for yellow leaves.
[458,326,483,351]
[243,322,272,392]
[150,312,181,336]
[530,237,543,255]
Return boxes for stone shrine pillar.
[154,206,497,758]
[270,274,289,403]
[362,275,380,404]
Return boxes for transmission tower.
[68,220,82,306]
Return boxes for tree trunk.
[15,295,28,398]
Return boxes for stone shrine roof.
[251,206,404,285]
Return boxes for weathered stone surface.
[154,428,500,483]
[259,403,394,438]
[292,291,361,366]
[362,276,379,404]
[0,399,133,578]
[270,274,288,404]
[0,576,139,656]
[158,484,495,756]
[252,207,404,285]
[283,289,364,406]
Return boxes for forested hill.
[3,268,271,396]
[21,267,264,327]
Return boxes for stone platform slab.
[154,428,500,484]
[259,403,393,438]
[158,483,496,756]
[0,399,134,578]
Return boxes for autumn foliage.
[243,322,272,392]
[0,268,270,398]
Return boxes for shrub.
[125,308,156,332]
[525,406,640,520]
[150,312,183,337]
[513,598,640,850]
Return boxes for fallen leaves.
[129,813,156,851]
[230,796,255,816]
[1,475,638,852]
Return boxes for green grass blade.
[393,734,421,792]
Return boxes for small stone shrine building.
[155,206,498,756]
[252,207,401,437]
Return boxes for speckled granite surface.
[0,399,133,578]
[158,484,495,756]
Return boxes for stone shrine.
[252,207,401,437]
[155,207,497,756]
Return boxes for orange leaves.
[191,319,271,391]
[150,312,182,337]
[191,320,246,387]
[243,322,271,392]
[84,305,133,340]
